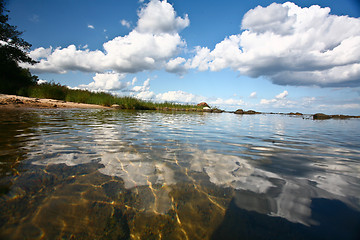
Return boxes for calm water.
[0,109,359,239]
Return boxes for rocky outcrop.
[234,109,244,114]
[245,110,260,114]
[313,113,331,120]
[211,109,224,113]
[289,112,303,116]
[234,109,261,114]
[197,102,210,108]
[313,113,360,120]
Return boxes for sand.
[0,94,110,110]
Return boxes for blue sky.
[6,0,360,114]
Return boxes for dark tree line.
[0,0,38,95]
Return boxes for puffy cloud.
[155,90,203,103]
[120,19,131,28]
[132,78,150,92]
[28,47,52,60]
[260,90,290,106]
[190,3,360,87]
[209,35,243,72]
[103,30,185,73]
[130,78,156,100]
[133,88,245,109]
[136,0,189,34]
[79,71,128,91]
[275,90,288,99]
[188,46,212,71]
[259,99,275,105]
[128,81,245,108]
[250,92,257,98]
[25,0,188,76]
[136,91,156,100]
[208,98,244,107]
[26,45,106,74]
[241,3,296,35]
[165,57,187,75]
[24,1,360,91]
[87,24,95,29]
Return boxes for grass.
[27,82,204,111]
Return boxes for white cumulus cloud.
[132,78,150,92]
[28,47,52,60]
[165,57,187,75]
[134,89,245,109]
[260,90,290,106]
[209,98,244,107]
[79,72,128,91]
[188,46,212,71]
[136,0,189,34]
[155,90,203,103]
[275,90,288,99]
[136,91,156,100]
[189,2,360,87]
[25,0,189,77]
[26,45,106,74]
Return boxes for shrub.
[26,81,202,110]
[29,82,67,100]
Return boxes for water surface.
[0,109,359,239]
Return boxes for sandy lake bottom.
[1,109,359,239]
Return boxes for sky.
[5,0,360,114]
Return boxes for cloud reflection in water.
[23,110,360,226]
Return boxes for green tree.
[0,0,38,95]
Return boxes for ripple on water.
[1,109,360,239]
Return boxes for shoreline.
[0,94,221,112]
[0,94,111,109]
[1,94,359,119]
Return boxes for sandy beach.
[0,94,110,109]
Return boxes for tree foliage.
[0,0,38,95]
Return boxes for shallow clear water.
[0,109,359,239]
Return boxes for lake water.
[0,109,359,239]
